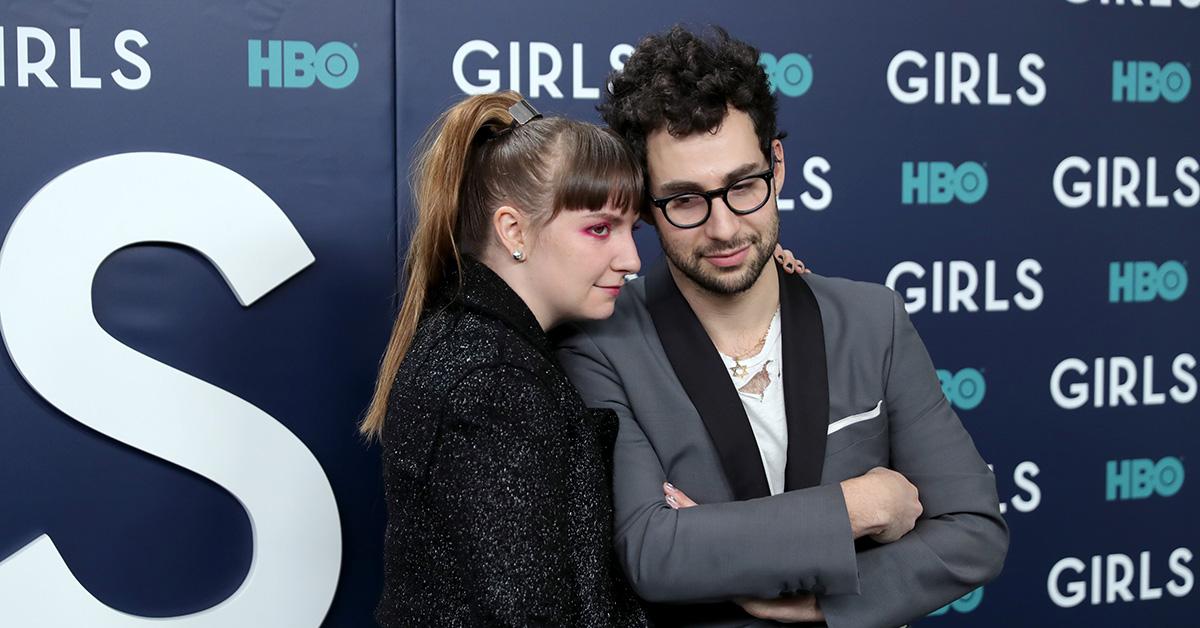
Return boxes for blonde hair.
[359,91,642,439]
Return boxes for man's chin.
[680,261,762,295]
[660,236,773,296]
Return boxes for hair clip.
[477,98,543,144]
[508,99,542,127]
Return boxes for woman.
[361,91,649,626]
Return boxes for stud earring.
[512,249,525,261]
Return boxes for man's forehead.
[644,112,764,184]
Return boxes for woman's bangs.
[551,128,644,215]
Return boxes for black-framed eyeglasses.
[649,159,777,229]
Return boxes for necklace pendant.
[730,362,750,378]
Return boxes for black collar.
[645,262,830,500]
[434,255,555,361]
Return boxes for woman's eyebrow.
[583,208,624,221]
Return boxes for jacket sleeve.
[556,327,860,603]
[429,364,572,625]
[818,291,1010,628]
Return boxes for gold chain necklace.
[728,322,773,378]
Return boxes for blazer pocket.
[827,400,883,435]
[824,400,888,458]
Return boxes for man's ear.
[772,139,786,195]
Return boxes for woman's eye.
[589,224,611,237]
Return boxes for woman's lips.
[595,285,622,297]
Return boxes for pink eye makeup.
[584,223,612,238]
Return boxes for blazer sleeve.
[818,291,1010,628]
[557,327,860,603]
[430,364,573,625]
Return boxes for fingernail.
[665,482,676,491]
[666,494,679,508]
[785,263,793,269]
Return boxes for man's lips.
[704,245,750,267]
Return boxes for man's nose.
[702,196,740,242]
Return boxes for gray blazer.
[555,263,1009,628]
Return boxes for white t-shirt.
[718,308,787,495]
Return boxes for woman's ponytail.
[359,91,524,439]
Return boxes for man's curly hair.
[599,25,783,171]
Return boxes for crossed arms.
[556,292,1009,627]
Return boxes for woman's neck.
[478,251,557,331]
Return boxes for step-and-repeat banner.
[2,0,1196,626]
[0,0,394,626]
[397,1,1197,625]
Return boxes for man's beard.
[658,215,780,295]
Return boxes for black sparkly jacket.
[375,257,647,627]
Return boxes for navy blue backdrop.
[1,0,1197,626]
[401,1,1199,625]
[1,1,394,626]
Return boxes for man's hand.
[736,594,824,624]
[664,482,825,623]
[840,466,923,543]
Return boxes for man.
[555,26,1008,627]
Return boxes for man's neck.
[669,261,780,356]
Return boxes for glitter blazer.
[375,256,647,627]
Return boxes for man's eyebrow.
[655,162,766,196]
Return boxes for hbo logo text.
[1109,261,1188,303]
[760,52,812,97]
[929,587,984,616]
[937,368,986,410]
[1113,61,1191,103]
[1107,457,1184,501]
[902,161,987,204]
[248,40,359,89]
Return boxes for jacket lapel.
[778,266,830,490]
[645,263,771,501]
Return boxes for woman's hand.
[774,244,810,275]
[663,481,697,509]
[663,481,826,624]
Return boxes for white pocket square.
[827,400,883,435]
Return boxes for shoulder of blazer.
[798,272,898,339]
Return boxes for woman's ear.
[493,205,527,261]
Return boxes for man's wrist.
[841,478,885,539]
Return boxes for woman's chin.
[571,301,617,323]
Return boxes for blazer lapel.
[778,266,830,490]
[645,263,771,501]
